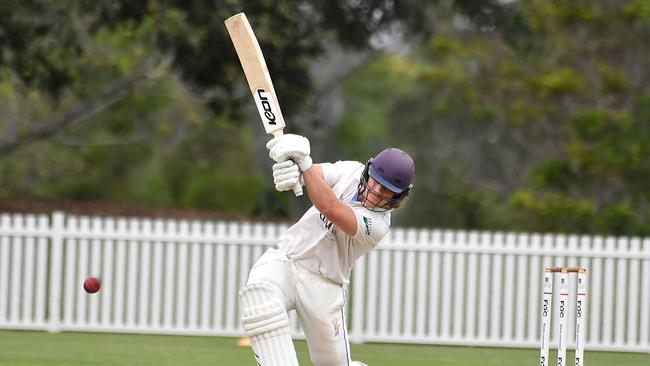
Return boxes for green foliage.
[2,0,480,218]
[510,190,596,233]
[510,191,647,235]
[624,0,650,23]
[597,63,630,95]
[535,67,586,97]
[2,1,649,235]
[0,20,266,215]
[337,0,650,235]
[336,54,420,160]
[529,160,576,192]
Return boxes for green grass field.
[0,330,648,366]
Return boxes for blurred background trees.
[1,0,648,235]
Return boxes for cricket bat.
[225,13,303,196]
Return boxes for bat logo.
[255,89,278,125]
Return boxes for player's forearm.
[301,164,358,236]
[302,166,340,216]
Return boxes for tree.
[335,0,650,235]
[0,0,526,217]
[0,0,528,156]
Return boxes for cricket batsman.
[238,133,415,366]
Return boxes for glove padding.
[272,160,303,192]
[266,134,313,171]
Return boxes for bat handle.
[292,182,303,196]
[291,160,303,196]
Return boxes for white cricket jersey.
[277,160,392,284]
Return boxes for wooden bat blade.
[225,13,303,196]
[225,13,286,136]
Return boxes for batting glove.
[266,134,313,171]
[272,160,303,192]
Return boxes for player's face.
[361,177,396,210]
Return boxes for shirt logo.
[362,216,372,235]
[319,213,333,230]
[331,318,341,336]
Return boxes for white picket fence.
[0,212,649,354]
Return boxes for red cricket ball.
[83,276,101,294]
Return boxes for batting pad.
[239,283,299,366]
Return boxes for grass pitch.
[0,330,648,366]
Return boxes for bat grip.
[292,182,303,196]
[291,160,303,196]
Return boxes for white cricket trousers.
[244,248,351,366]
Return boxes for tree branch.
[0,62,155,158]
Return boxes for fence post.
[47,211,65,333]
